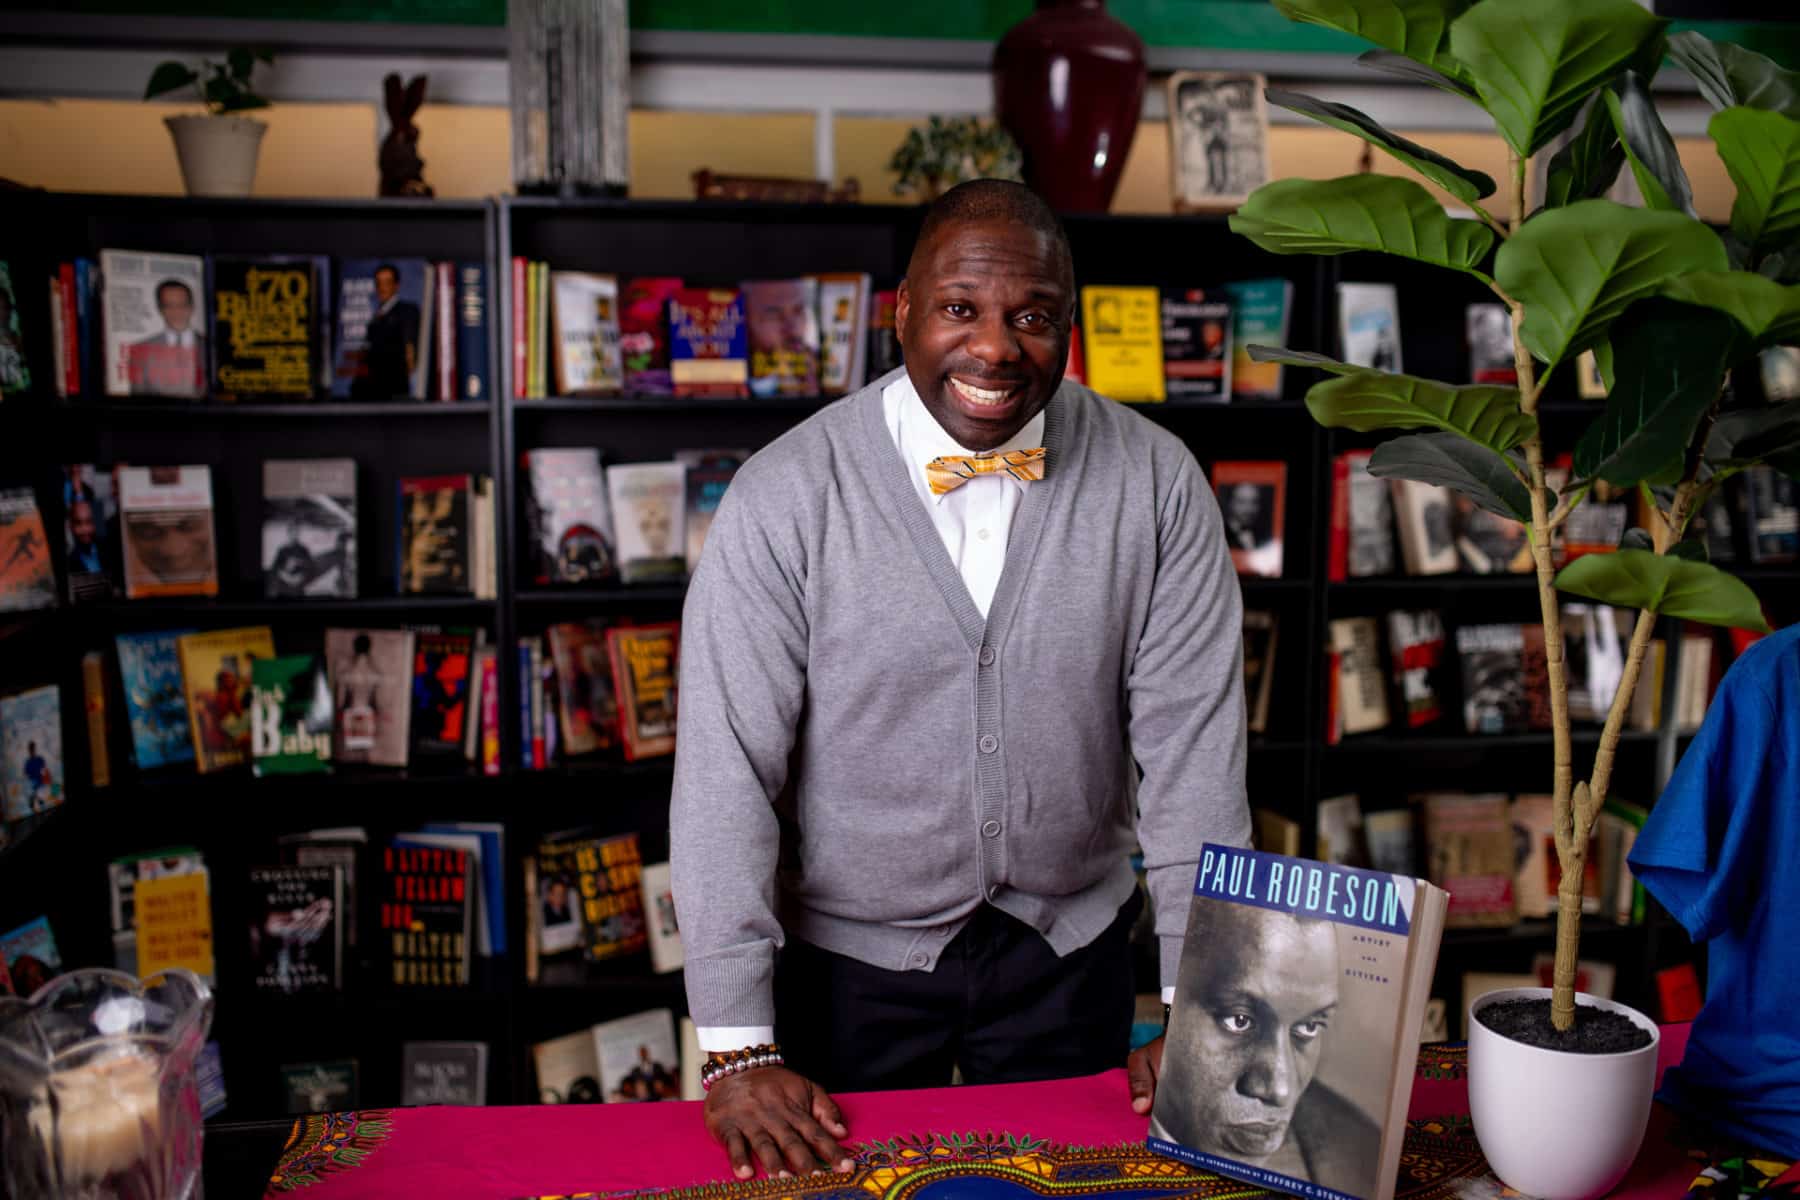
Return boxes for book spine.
[518,638,535,770]
[463,640,486,762]
[524,260,540,400]
[435,261,455,403]
[511,257,527,400]
[457,262,488,404]
[49,276,67,398]
[480,650,500,776]
[530,636,546,769]
[59,262,81,396]
[74,259,97,395]
[83,651,111,790]
[1328,453,1349,583]
[534,261,550,399]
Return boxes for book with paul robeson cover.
[1148,844,1448,1200]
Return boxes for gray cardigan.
[670,369,1251,1027]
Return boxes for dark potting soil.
[1476,998,1653,1054]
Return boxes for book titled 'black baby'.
[1149,844,1448,1200]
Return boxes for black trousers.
[773,891,1140,1092]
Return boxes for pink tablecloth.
[268,1026,1718,1200]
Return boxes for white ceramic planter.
[164,114,267,197]
[1468,986,1660,1200]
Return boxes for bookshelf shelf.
[1441,916,1642,949]
[514,585,689,606]
[1329,575,1538,591]
[1326,729,1661,753]
[518,394,837,412]
[80,596,497,618]
[53,399,491,418]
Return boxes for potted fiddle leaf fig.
[1227,2,1796,1197]
[145,48,274,197]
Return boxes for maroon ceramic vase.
[992,0,1147,213]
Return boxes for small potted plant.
[889,116,1023,201]
[1226,1,1796,1197]
[146,48,274,197]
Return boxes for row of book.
[1,461,497,612]
[513,266,896,400]
[16,253,487,403]
[282,1041,492,1113]
[1332,450,1799,581]
[1253,790,1648,931]
[1326,607,1725,743]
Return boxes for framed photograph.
[1167,71,1270,212]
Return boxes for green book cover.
[251,654,332,776]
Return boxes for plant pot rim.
[164,112,268,128]
[1469,986,1661,1060]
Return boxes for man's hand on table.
[703,1066,855,1179]
[1127,1034,1164,1115]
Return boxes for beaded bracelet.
[701,1043,784,1092]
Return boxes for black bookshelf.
[0,191,1790,1122]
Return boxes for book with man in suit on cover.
[1149,844,1448,1200]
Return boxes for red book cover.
[435,261,455,402]
[1655,963,1702,1022]
[1065,323,1085,385]
[511,256,527,399]
[1328,452,1350,583]
[621,276,684,395]
[480,649,500,776]
[58,262,80,396]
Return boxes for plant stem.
[1505,150,1578,1031]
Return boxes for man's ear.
[895,279,911,338]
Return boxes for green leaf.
[1495,199,1729,367]
[1709,107,1800,256]
[1304,372,1534,452]
[1668,539,1708,563]
[1543,98,1625,210]
[1604,73,1693,215]
[1229,175,1495,274]
[1556,550,1770,632]
[1448,0,1667,156]
[202,73,236,110]
[1660,271,1800,348]
[1245,345,1367,376]
[1593,341,1615,392]
[1265,88,1496,202]
[1668,31,1800,122]
[144,61,197,100]
[227,47,254,80]
[1366,431,1531,520]
[216,93,270,113]
[1572,300,1734,486]
[1356,49,1477,99]
[1273,0,1472,76]
[1711,400,1800,465]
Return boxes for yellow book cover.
[177,625,277,773]
[525,260,541,399]
[1079,286,1165,402]
[135,870,216,979]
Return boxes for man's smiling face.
[896,217,1072,451]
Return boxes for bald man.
[671,179,1251,1178]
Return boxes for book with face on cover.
[263,458,357,599]
[63,464,121,603]
[177,626,277,773]
[606,463,687,584]
[550,271,624,396]
[1148,844,1448,1200]
[100,249,207,398]
[594,1008,680,1103]
[743,278,821,397]
[1213,461,1285,578]
[118,465,218,599]
[1,685,63,821]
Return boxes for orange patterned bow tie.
[925,448,1048,496]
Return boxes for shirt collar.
[893,374,1047,505]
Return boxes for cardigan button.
[982,819,1002,838]
[978,734,998,754]
[978,647,996,666]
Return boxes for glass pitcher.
[0,968,214,1199]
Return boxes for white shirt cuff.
[1160,986,1175,1006]
[696,1025,777,1053]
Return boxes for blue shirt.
[1629,622,1800,1158]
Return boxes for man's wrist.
[696,1024,777,1054]
[701,1043,784,1092]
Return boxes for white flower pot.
[1468,987,1660,1200]
[164,114,267,197]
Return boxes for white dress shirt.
[696,375,1175,1056]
